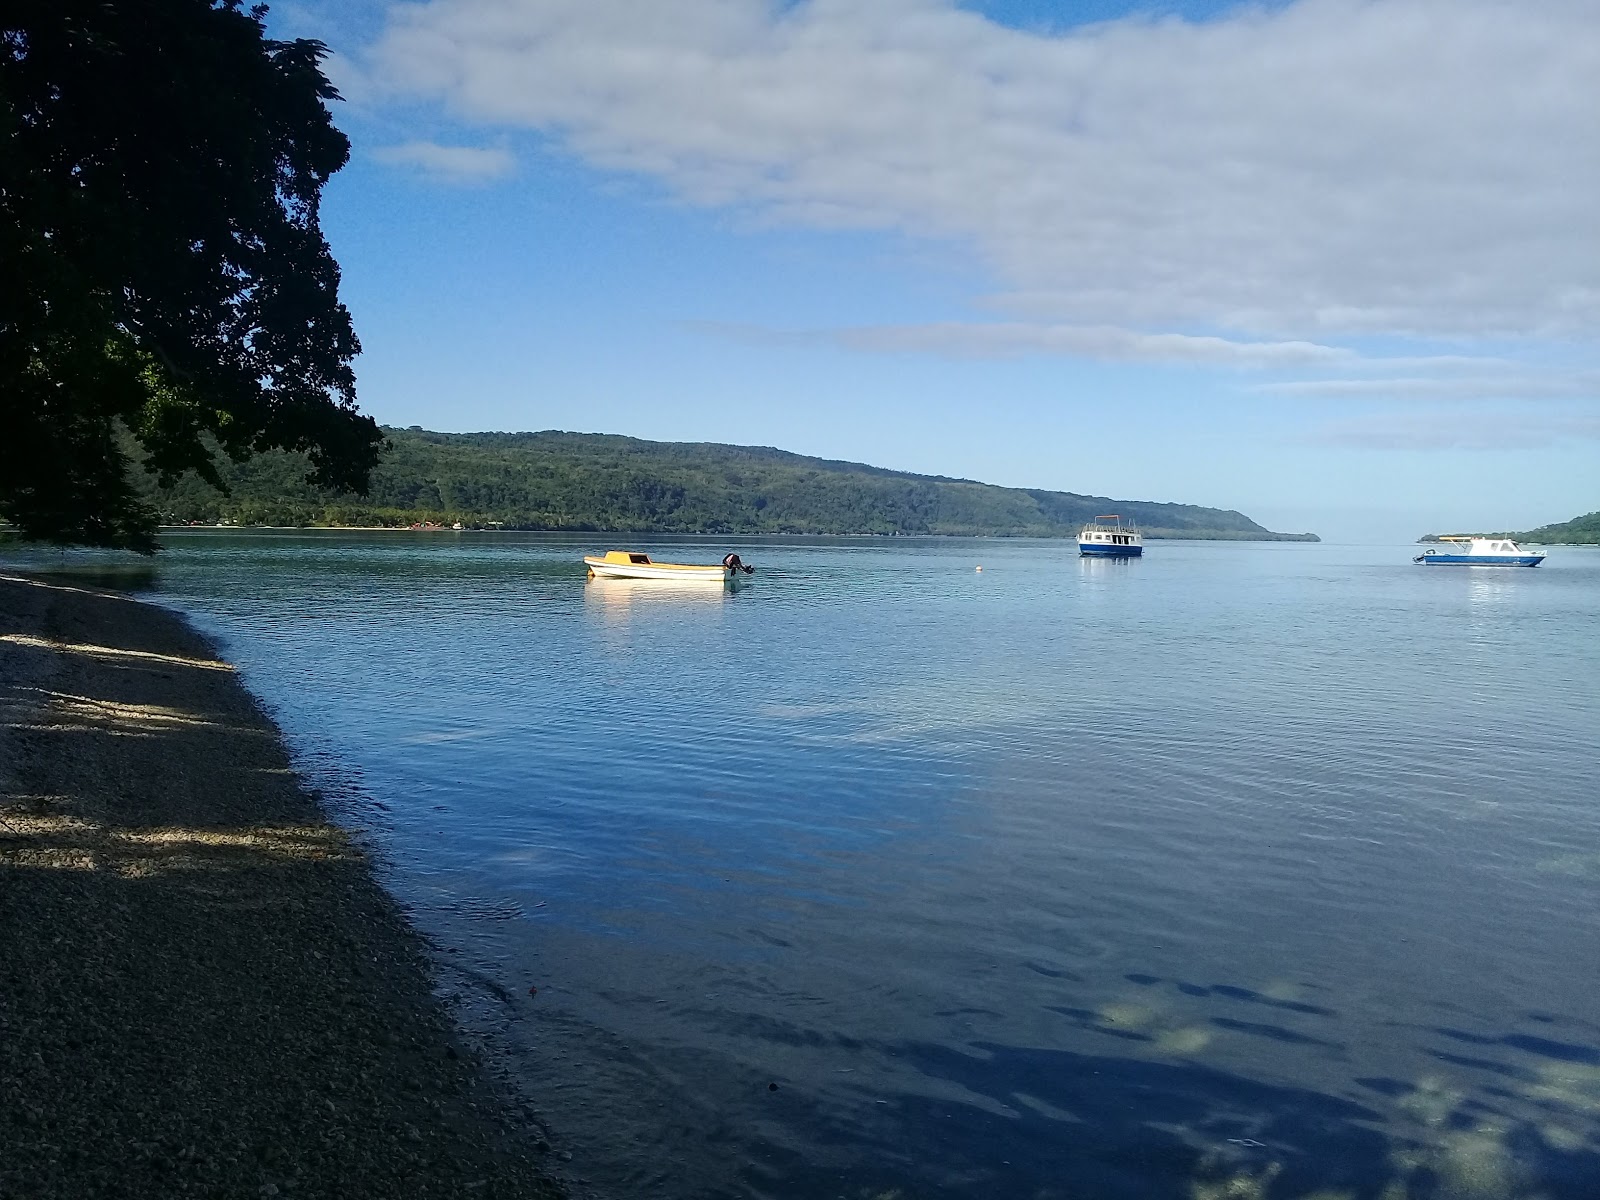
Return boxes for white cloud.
[358,0,1600,339]
[1308,409,1600,449]
[690,319,1543,372]
[370,139,516,182]
[690,319,1362,366]
[1257,371,1600,401]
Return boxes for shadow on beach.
[0,575,563,1200]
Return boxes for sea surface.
[10,532,1600,1199]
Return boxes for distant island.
[1515,511,1600,544]
[136,427,1319,541]
[1419,510,1600,545]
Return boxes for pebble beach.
[0,573,565,1199]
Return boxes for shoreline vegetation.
[135,427,1320,542]
[0,574,564,1199]
[1418,511,1600,545]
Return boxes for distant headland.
[138,427,1320,542]
[1418,510,1599,545]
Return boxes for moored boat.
[1079,515,1143,557]
[583,550,752,580]
[1413,536,1545,567]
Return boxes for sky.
[271,0,1597,540]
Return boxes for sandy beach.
[0,574,564,1199]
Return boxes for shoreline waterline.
[0,573,568,1200]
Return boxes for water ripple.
[9,533,1598,1199]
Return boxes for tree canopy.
[1,0,380,552]
[1515,511,1600,545]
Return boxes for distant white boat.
[1079,515,1143,558]
[1413,536,1545,567]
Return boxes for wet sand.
[0,574,565,1199]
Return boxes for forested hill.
[1418,511,1600,545]
[138,428,1318,540]
[1516,511,1600,544]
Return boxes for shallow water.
[11,533,1600,1198]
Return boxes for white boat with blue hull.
[1079,515,1143,557]
[1413,536,1545,567]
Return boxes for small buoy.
[975,565,983,572]
[768,1082,779,1092]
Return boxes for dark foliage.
[0,0,381,552]
[1515,511,1600,544]
[1421,511,1599,545]
[139,427,1320,540]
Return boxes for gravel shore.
[0,573,565,1199]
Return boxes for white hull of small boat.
[585,559,730,581]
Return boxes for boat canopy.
[1434,536,1525,552]
[601,551,653,564]
[1081,514,1140,533]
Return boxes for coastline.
[150,525,1320,542]
[0,574,565,1199]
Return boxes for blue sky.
[274,0,1596,540]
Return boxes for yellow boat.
[583,550,742,581]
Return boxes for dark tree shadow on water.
[13,563,163,592]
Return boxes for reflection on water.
[1077,553,1140,574]
[5,533,1599,1199]
[1467,572,1519,608]
[583,576,734,615]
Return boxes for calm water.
[11,533,1600,1198]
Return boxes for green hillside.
[1419,511,1599,544]
[136,427,1318,541]
[1515,511,1600,544]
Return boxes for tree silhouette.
[1,0,381,551]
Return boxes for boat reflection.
[1078,554,1139,578]
[583,576,732,621]
[1468,574,1517,607]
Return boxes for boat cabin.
[1438,536,1529,556]
[1078,514,1144,556]
[601,551,653,565]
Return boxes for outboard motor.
[722,552,755,575]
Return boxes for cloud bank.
[1256,372,1600,401]
[370,139,516,182]
[692,319,1364,366]
[1309,409,1600,450]
[359,0,1599,339]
